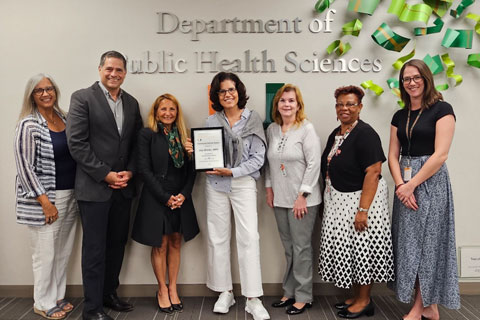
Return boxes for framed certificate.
[191,127,226,171]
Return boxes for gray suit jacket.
[66,81,143,202]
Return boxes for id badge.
[403,167,412,181]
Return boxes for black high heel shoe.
[271,298,295,308]
[155,291,174,314]
[335,301,352,310]
[337,300,374,319]
[171,301,183,312]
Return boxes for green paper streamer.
[342,19,363,36]
[423,54,444,75]
[450,0,475,18]
[388,0,433,23]
[466,13,480,35]
[315,0,335,13]
[361,80,384,96]
[392,45,416,70]
[347,0,380,15]
[371,23,410,52]
[441,28,474,48]
[326,40,352,56]
[467,53,480,68]
[264,83,284,129]
[441,53,462,86]
[414,17,444,36]
[435,84,449,91]
[387,78,405,107]
[423,0,453,17]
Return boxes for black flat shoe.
[155,291,174,314]
[421,316,430,320]
[172,301,183,312]
[286,303,308,315]
[271,298,295,308]
[335,301,351,310]
[337,300,374,319]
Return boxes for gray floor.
[1,295,479,320]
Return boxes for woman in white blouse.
[265,84,321,315]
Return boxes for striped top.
[14,111,64,226]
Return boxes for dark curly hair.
[334,85,365,103]
[209,72,249,111]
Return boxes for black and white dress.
[318,120,395,289]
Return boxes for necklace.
[326,120,358,174]
[46,116,57,125]
[325,120,358,199]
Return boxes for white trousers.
[28,189,78,311]
[206,176,263,297]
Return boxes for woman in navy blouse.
[14,74,78,320]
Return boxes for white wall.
[1,0,479,286]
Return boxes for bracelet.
[395,183,405,190]
[358,207,369,212]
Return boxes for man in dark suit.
[66,51,143,320]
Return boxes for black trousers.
[78,190,132,314]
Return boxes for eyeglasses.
[218,88,236,96]
[402,75,423,84]
[32,86,55,96]
[335,102,359,108]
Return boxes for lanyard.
[326,120,358,177]
[276,125,290,176]
[405,108,423,164]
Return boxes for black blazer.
[66,82,143,201]
[133,127,199,245]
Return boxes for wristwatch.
[358,207,369,212]
[301,192,310,198]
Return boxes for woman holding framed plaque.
[132,93,199,314]
[264,84,321,315]
[202,72,270,320]
[388,59,459,320]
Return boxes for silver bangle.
[358,207,369,212]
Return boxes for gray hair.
[18,73,65,121]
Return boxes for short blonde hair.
[271,84,306,126]
[147,93,189,148]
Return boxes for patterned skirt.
[388,156,460,309]
[318,178,395,289]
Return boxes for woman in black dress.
[132,94,199,314]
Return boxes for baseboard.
[1,282,479,297]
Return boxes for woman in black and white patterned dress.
[318,85,394,319]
